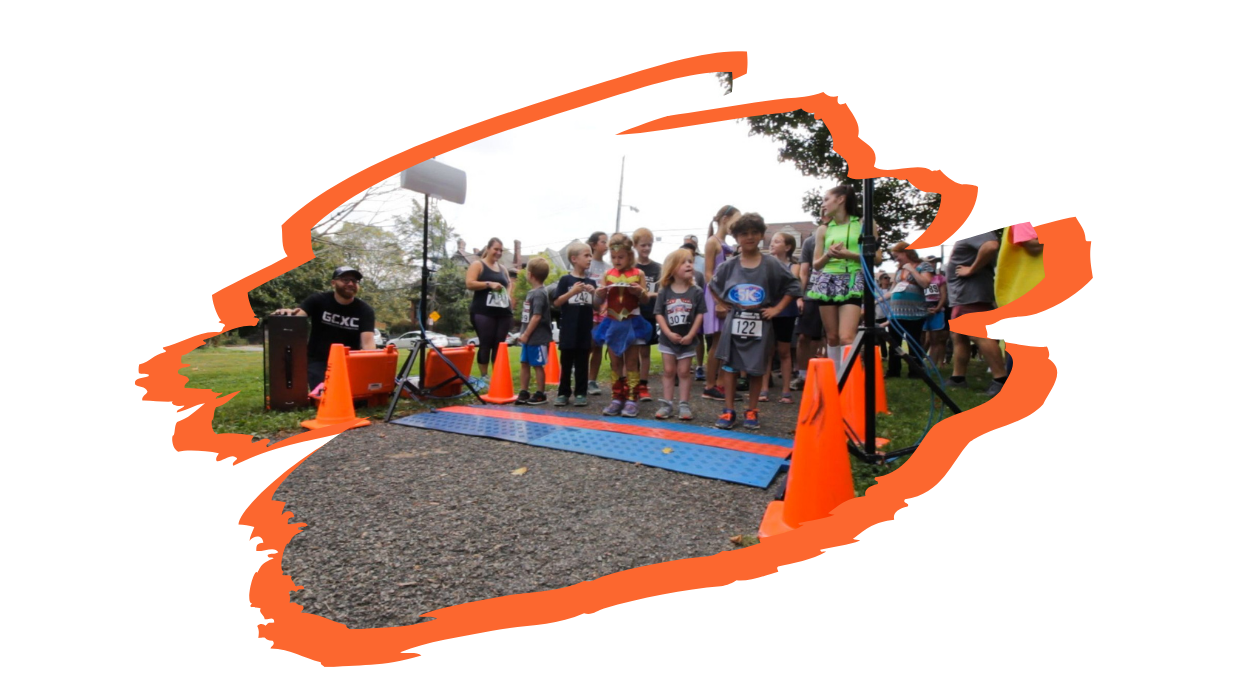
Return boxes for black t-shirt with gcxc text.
[300,291,375,362]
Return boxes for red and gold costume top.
[602,267,644,321]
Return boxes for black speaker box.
[263,316,309,411]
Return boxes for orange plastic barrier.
[545,342,560,386]
[481,342,517,404]
[301,344,370,431]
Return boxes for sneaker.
[677,401,693,421]
[715,409,736,430]
[789,376,805,391]
[554,395,569,407]
[514,390,531,405]
[944,377,968,389]
[702,386,726,401]
[528,391,547,405]
[636,382,652,402]
[654,403,673,420]
[588,380,602,396]
[573,395,589,407]
[985,380,1003,397]
[602,399,624,416]
[621,400,639,418]
[743,409,761,430]
[695,366,705,382]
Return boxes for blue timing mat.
[392,410,787,488]
[488,405,796,448]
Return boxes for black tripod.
[384,193,485,423]
[834,177,962,464]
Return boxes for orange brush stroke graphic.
[137,53,1092,666]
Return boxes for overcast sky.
[339,74,848,258]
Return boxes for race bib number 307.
[732,310,763,339]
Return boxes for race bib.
[486,288,510,308]
[732,310,763,339]
[892,281,910,294]
[520,301,531,324]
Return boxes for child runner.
[653,248,706,420]
[553,242,599,406]
[762,231,800,403]
[702,205,741,401]
[586,231,610,396]
[632,227,661,403]
[709,213,802,430]
[593,233,652,417]
[513,257,552,405]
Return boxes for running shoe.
[743,409,761,430]
[514,390,531,405]
[573,395,589,407]
[654,403,673,420]
[985,380,1004,397]
[588,380,602,396]
[553,395,569,407]
[602,399,624,416]
[702,386,725,401]
[715,409,736,430]
[527,391,547,405]
[621,400,639,418]
[635,382,652,402]
[944,377,968,389]
[677,401,693,421]
[789,376,805,391]
[695,366,706,382]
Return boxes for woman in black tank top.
[465,237,515,375]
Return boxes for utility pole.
[615,155,625,233]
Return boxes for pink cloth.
[1011,222,1038,245]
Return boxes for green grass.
[180,342,998,490]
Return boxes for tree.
[716,73,939,247]
[430,258,473,337]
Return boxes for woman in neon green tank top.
[807,184,881,373]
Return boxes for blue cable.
[858,254,943,463]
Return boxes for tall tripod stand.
[384,192,485,423]
[834,177,963,463]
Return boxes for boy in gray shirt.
[515,257,553,405]
[708,213,802,430]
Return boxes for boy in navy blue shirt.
[553,242,599,406]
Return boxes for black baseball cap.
[332,266,363,281]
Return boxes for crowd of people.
[275,185,1045,432]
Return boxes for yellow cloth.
[994,226,1045,307]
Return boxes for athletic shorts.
[923,310,946,332]
[795,298,824,340]
[951,302,995,320]
[723,364,765,378]
[772,316,796,344]
[659,345,697,360]
[521,343,548,367]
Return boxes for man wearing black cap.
[273,265,377,391]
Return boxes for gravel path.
[275,372,800,629]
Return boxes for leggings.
[473,313,512,366]
[559,347,591,397]
[887,318,926,377]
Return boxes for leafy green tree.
[716,73,939,247]
[430,258,474,337]
[247,240,345,320]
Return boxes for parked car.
[389,330,449,351]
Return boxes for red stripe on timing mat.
[444,405,791,458]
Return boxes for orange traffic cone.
[840,346,890,448]
[481,341,517,404]
[841,345,866,442]
[545,342,560,386]
[874,345,889,415]
[301,344,370,431]
[759,358,855,538]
